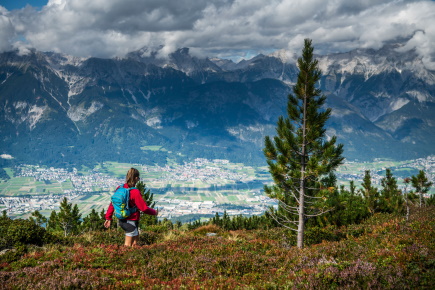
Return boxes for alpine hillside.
[0,42,434,168]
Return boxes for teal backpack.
[111,185,137,219]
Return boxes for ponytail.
[126,168,140,187]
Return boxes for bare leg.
[124,235,139,246]
[132,235,139,246]
[124,235,134,246]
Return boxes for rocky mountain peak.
[1,41,434,167]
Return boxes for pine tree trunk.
[420,192,422,207]
[297,179,305,248]
[297,88,308,249]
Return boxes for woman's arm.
[130,189,158,215]
[105,202,115,220]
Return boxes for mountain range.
[0,42,434,169]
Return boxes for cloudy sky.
[0,0,434,66]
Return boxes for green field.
[1,157,434,219]
[140,145,167,151]
[95,162,141,178]
[75,193,111,214]
[0,177,75,197]
[4,168,13,179]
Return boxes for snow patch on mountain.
[127,89,138,104]
[139,90,151,101]
[391,98,410,111]
[65,75,89,99]
[132,108,162,129]
[406,90,431,102]
[14,101,28,110]
[8,101,30,125]
[47,62,89,103]
[67,102,103,122]
[338,56,383,80]
[146,116,162,129]
[28,105,46,130]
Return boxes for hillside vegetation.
[1,206,434,289]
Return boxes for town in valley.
[1,156,434,221]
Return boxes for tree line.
[2,168,433,234]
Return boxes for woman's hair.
[126,168,140,187]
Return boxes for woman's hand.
[104,220,111,228]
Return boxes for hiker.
[104,168,158,246]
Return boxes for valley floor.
[1,156,434,222]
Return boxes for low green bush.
[0,219,52,249]
[146,224,171,233]
[304,225,346,245]
[0,218,60,263]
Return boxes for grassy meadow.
[1,206,434,289]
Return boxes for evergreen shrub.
[0,218,60,263]
[304,225,346,245]
[0,219,51,249]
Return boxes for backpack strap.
[127,186,138,213]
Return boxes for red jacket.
[105,183,157,221]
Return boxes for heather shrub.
[304,225,346,245]
[0,245,27,264]
[191,224,223,236]
[250,225,346,247]
[146,224,171,233]
[140,231,160,244]
[342,223,366,238]
[1,207,434,289]
[70,228,161,246]
[250,227,293,243]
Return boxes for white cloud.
[0,7,15,52]
[0,154,14,159]
[0,0,434,69]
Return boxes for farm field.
[1,156,434,220]
[0,176,72,196]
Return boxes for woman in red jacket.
[104,168,158,246]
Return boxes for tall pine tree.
[81,209,105,232]
[136,181,158,227]
[264,39,344,248]
[379,168,403,213]
[411,170,433,207]
[57,197,82,237]
[359,170,379,215]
